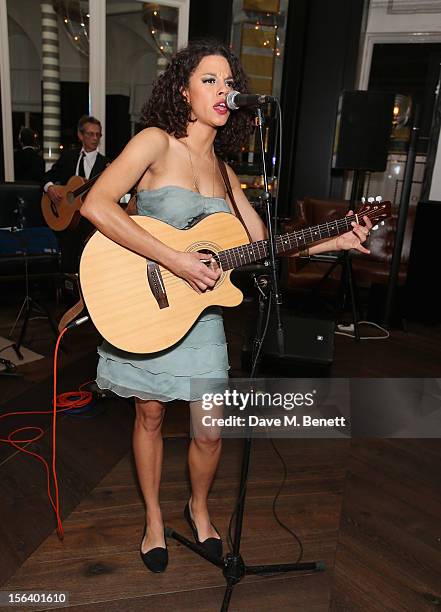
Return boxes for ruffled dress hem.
[96,367,230,402]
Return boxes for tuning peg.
[368,196,375,203]
[361,196,366,204]
[375,195,382,202]
[372,224,379,231]
[381,220,385,226]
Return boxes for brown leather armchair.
[280,197,415,292]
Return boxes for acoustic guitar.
[41,173,103,231]
[79,201,390,354]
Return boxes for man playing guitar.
[42,115,110,271]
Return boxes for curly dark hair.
[140,39,253,159]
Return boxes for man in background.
[42,115,109,202]
[14,127,45,183]
[42,115,110,272]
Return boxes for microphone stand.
[255,106,285,357]
[167,101,323,612]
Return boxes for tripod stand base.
[9,295,65,357]
[246,559,325,574]
[166,525,325,610]
[0,357,22,377]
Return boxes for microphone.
[225,91,274,110]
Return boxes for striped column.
[41,1,61,165]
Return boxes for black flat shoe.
[140,525,168,573]
[184,501,223,558]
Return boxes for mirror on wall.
[364,42,441,207]
[105,0,179,159]
[1,0,187,179]
[7,0,90,177]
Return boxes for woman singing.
[81,40,372,573]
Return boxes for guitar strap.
[217,158,252,242]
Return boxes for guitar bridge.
[146,261,169,309]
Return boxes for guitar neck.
[218,214,358,271]
[72,172,102,198]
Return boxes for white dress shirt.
[75,148,98,180]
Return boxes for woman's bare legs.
[188,400,222,541]
[133,399,166,553]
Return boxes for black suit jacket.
[14,147,45,183]
[42,148,109,187]
[42,148,110,273]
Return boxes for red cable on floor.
[0,325,94,541]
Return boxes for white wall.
[8,15,40,113]
[366,0,441,34]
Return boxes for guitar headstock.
[356,195,391,228]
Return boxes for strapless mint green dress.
[95,186,231,402]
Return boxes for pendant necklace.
[182,139,216,197]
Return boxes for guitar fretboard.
[218,215,356,271]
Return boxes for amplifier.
[242,310,335,374]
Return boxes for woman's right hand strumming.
[169,251,221,293]
[81,129,218,294]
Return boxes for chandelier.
[142,3,177,60]
[52,1,178,61]
[53,0,89,57]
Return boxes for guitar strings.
[158,210,384,275]
[132,208,385,289]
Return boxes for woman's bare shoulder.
[134,127,170,150]
[116,128,170,170]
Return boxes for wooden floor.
[2,437,348,611]
[1,289,440,611]
[333,439,441,612]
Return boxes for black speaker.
[332,90,395,171]
[242,310,335,374]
